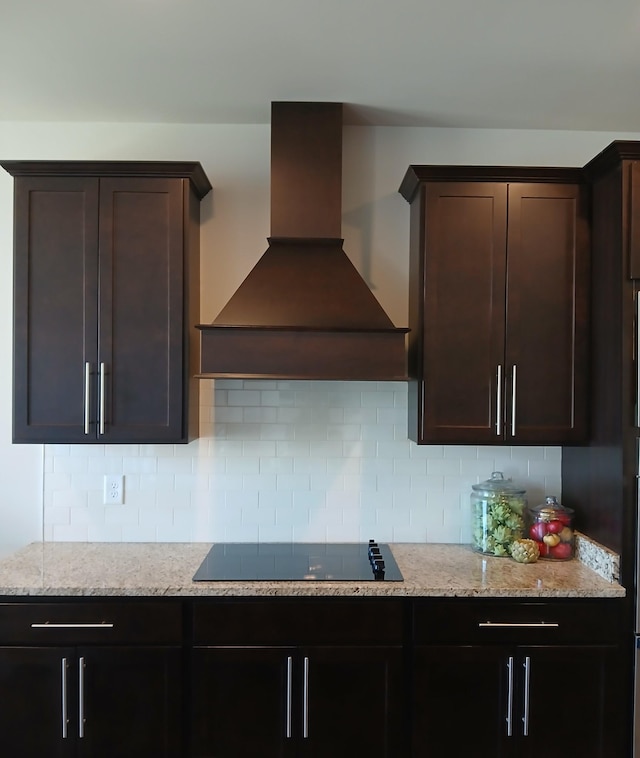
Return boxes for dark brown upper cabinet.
[1,161,211,444]
[400,167,590,445]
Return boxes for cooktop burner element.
[192,541,403,582]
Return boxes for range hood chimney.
[197,102,408,380]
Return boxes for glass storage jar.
[528,496,574,560]
[471,471,527,556]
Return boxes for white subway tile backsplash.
[42,382,563,545]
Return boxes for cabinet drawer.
[192,598,404,645]
[413,599,622,645]
[0,601,182,645]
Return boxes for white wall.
[1,121,638,547]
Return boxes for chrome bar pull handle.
[302,656,309,739]
[99,362,106,436]
[78,656,86,738]
[31,622,115,629]
[511,364,517,437]
[286,656,293,739]
[496,365,503,436]
[506,656,514,737]
[479,621,559,629]
[84,363,91,435]
[522,656,531,736]
[61,657,69,739]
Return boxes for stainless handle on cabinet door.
[61,657,69,739]
[522,656,531,737]
[286,656,293,739]
[302,656,309,739]
[99,362,106,436]
[496,365,503,436]
[511,364,517,437]
[505,656,514,737]
[84,363,91,435]
[78,656,86,738]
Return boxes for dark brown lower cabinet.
[0,601,183,757]
[412,644,620,758]
[0,596,627,757]
[410,599,625,758]
[189,598,406,757]
[191,645,403,758]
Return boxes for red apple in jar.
[529,522,547,541]
[536,540,550,558]
[546,519,564,534]
[549,542,572,560]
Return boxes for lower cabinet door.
[77,646,182,758]
[520,645,622,758]
[412,645,508,758]
[0,646,74,758]
[190,646,294,758]
[303,645,405,758]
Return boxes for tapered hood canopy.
[197,102,408,380]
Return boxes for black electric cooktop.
[192,541,403,582]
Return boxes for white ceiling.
[3,0,640,131]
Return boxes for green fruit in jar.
[543,533,561,547]
[510,539,540,564]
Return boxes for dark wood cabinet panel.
[505,184,589,443]
[0,645,181,758]
[401,168,589,445]
[191,647,292,758]
[12,177,99,441]
[303,645,405,758]
[78,646,182,758]
[0,646,73,757]
[420,182,507,443]
[412,645,508,757]
[412,644,619,758]
[3,161,211,444]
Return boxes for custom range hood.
[197,102,408,380]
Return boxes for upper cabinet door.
[505,183,590,443]
[97,178,185,442]
[13,176,100,443]
[419,182,508,444]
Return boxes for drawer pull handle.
[31,622,115,629]
[479,622,559,628]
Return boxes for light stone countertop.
[0,541,625,599]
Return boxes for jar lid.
[471,471,526,496]
[530,495,574,519]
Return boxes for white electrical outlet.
[103,475,124,505]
